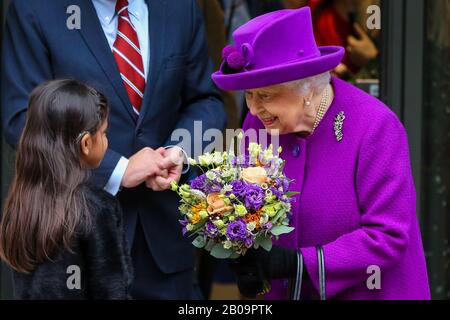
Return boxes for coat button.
[291,145,301,158]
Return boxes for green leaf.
[259,237,273,252]
[254,236,273,252]
[192,235,206,248]
[205,239,216,251]
[272,208,286,224]
[210,243,232,259]
[286,192,300,197]
[270,225,295,236]
[190,220,207,233]
[229,252,240,260]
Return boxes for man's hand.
[347,23,379,68]
[121,147,168,189]
[145,147,184,191]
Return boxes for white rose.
[241,166,268,185]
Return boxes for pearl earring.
[305,100,311,107]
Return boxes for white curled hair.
[281,72,331,97]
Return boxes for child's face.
[90,120,109,168]
[80,120,109,169]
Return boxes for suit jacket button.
[292,145,301,158]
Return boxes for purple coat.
[242,77,430,300]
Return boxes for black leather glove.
[229,255,266,298]
[229,246,298,298]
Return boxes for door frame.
[380,0,424,224]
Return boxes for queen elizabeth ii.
[212,7,430,300]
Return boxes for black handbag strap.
[289,251,303,300]
[317,246,326,300]
[289,247,326,300]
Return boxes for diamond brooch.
[334,112,346,142]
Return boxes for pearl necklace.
[311,85,330,135]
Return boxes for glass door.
[421,0,450,300]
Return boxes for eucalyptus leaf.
[229,252,240,259]
[192,235,206,248]
[286,191,300,197]
[210,243,232,259]
[270,225,295,236]
[205,239,216,251]
[258,237,273,251]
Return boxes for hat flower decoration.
[221,43,255,74]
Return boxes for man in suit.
[1,0,226,299]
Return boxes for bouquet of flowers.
[171,142,296,259]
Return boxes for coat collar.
[71,0,136,121]
[137,0,167,128]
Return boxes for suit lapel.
[70,0,136,122]
[137,0,167,128]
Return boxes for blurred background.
[1,0,449,299]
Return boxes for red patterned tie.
[113,0,146,115]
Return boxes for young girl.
[0,79,132,299]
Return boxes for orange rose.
[241,167,268,185]
[206,193,233,216]
[207,193,221,205]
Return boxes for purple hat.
[212,7,345,91]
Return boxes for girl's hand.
[122,147,167,189]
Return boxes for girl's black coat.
[13,183,133,300]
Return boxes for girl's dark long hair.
[0,79,109,273]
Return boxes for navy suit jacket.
[1,0,226,280]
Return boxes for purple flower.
[221,43,254,71]
[230,180,247,198]
[244,184,265,211]
[190,174,207,190]
[275,177,290,192]
[287,196,296,204]
[205,221,220,239]
[226,220,248,242]
[190,174,222,193]
[179,219,189,236]
[262,221,273,231]
[227,51,246,70]
[222,44,237,59]
[270,187,283,200]
[244,234,254,248]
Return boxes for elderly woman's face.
[245,84,312,135]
